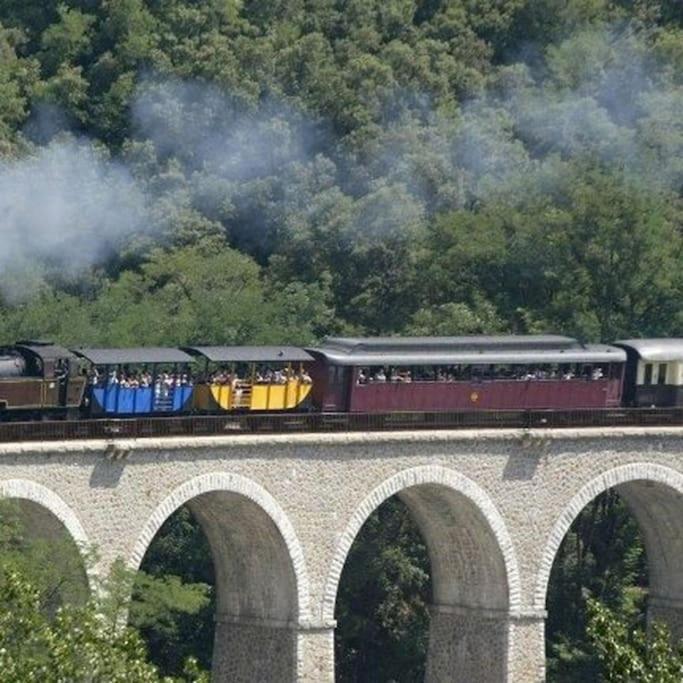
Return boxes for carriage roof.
[73,348,194,365]
[309,336,626,366]
[614,339,683,362]
[182,346,313,363]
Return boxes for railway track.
[2,408,683,443]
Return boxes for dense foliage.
[131,507,216,675]
[587,599,683,682]
[335,498,431,682]
[547,492,648,680]
[0,501,208,682]
[0,0,682,343]
[1,0,683,680]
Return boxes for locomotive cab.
[0,341,86,418]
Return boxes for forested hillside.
[1,0,682,343]
[1,0,683,681]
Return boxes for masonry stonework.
[2,427,683,681]
[425,604,509,682]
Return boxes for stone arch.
[535,462,683,632]
[0,478,92,593]
[131,471,310,619]
[324,465,521,620]
[0,478,90,549]
[130,472,310,683]
[324,465,521,682]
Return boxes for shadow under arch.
[130,472,310,683]
[536,463,683,638]
[0,478,91,601]
[324,465,521,683]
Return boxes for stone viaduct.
[2,426,683,682]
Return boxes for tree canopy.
[0,0,682,343]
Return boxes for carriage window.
[643,363,653,385]
[492,364,512,379]
[351,361,622,383]
[658,363,668,385]
[411,366,426,381]
[368,366,387,382]
[591,364,607,380]
[471,364,487,381]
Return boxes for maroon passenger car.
[307,336,626,413]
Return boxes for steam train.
[0,335,679,421]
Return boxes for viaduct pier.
[2,426,683,681]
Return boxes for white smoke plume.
[450,24,683,200]
[0,140,150,302]
[131,79,318,178]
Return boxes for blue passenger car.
[74,347,195,416]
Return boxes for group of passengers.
[209,371,242,386]
[358,369,412,384]
[515,367,604,381]
[209,367,312,386]
[255,367,312,384]
[357,365,606,384]
[92,365,313,389]
[92,369,193,389]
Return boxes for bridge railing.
[1,407,683,443]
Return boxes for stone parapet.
[5,424,683,457]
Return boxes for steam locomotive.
[0,336,678,421]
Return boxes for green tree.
[39,5,95,76]
[0,567,170,683]
[130,507,216,677]
[587,599,683,682]
[0,498,208,682]
[547,492,647,681]
[0,242,332,347]
[0,23,40,150]
[335,497,431,682]
[424,164,683,340]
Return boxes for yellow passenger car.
[183,346,314,412]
